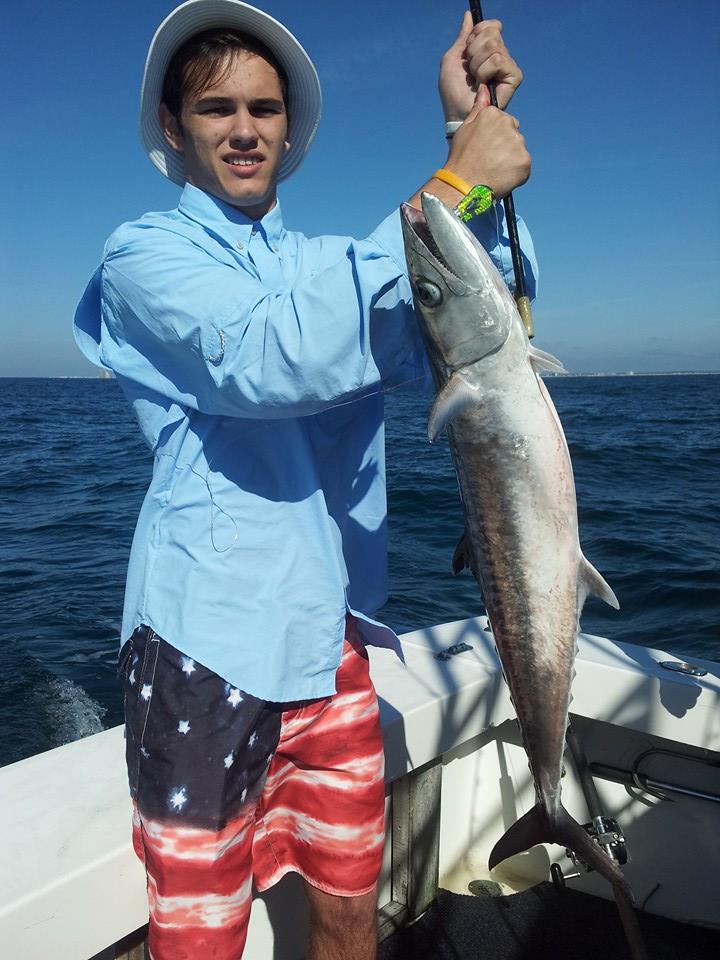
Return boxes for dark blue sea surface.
[1,375,718,766]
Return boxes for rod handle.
[515,296,533,339]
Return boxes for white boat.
[1,615,718,959]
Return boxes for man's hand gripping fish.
[400,193,630,896]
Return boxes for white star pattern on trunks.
[227,688,242,708]
[140,684,152,701]
[169,787,188,811]
[240,787,248,803]
[224,751,234,769]
[128,669,136,685]
[248,731,258,748]
[140,746,150,759]
[178,720,191,735]
[181,656,196,677]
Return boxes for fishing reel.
[550,816,627,892]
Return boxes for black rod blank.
[468,1,533,336]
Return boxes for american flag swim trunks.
[119,616,386,960]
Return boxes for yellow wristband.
[432,168,471,196]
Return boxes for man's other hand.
[439,12,523,121]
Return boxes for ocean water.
[1,374,718,767]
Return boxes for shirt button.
[236,241,244,250]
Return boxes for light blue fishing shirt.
[74,182,537,701]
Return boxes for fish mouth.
[401,203,461,279]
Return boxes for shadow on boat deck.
[379,884,720,960]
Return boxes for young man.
[74,2,535,958]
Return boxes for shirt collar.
[177,182,284,250]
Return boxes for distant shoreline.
[544,370,720,378]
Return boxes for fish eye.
[415,281,442,307]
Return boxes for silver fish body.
[401,194,627,892]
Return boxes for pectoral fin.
[428,373,480,442]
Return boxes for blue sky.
[2,0,719,376]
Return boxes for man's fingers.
[468,53,523,109]
[475,85,492,111]
[465,21,523,109]
[465,19,505,62]
[452,10,474,50]
[464,104,523,138]
[463,98,483,125]
[467,48,522,87]
[464,86,492,122]
[468,18,503,39]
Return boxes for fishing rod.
[467,1,534,339]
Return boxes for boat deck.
[379,884,720,960]
[3,617,718,960]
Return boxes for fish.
[400,192,631,896]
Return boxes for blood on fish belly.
[400,193,629,897]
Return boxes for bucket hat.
[140,0,322,185]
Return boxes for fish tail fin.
[489,804,633,900]
[488,804,552,871]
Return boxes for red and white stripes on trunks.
[119,616,385,960]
